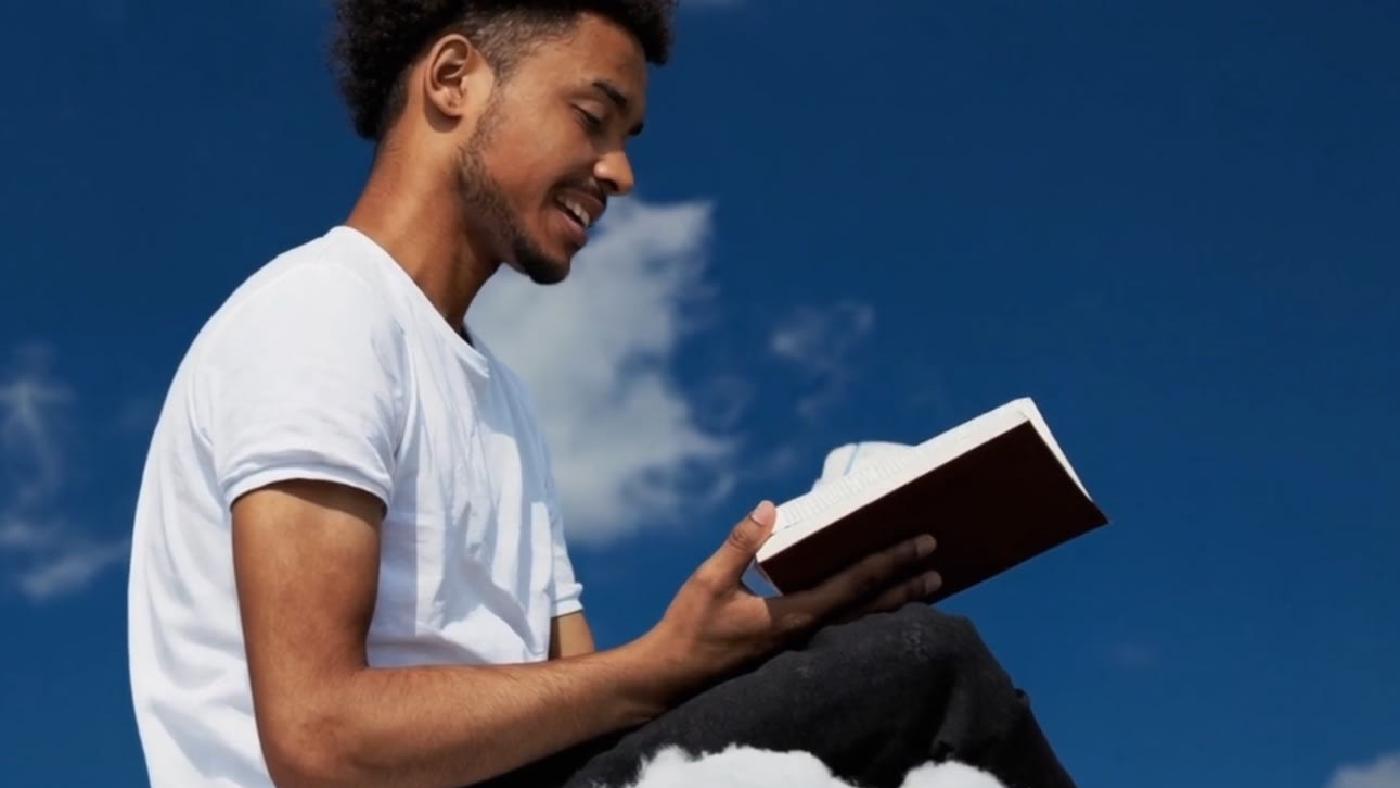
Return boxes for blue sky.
[1,0,1397,786]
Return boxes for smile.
[556,196,597,230]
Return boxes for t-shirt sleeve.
[548,502,585,617]
[533,413,583,617]
[201,265,406,510]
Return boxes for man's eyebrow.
[591,79,645,137]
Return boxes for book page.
[759,398,1074,561]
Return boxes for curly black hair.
[332,1,676,140]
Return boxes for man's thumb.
[709,501,777,584]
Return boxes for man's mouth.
[552,189,605,245]
[556,195,596,231]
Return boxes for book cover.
[756,399,1107,599]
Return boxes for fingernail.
[914,535,937,557]
[749,500,775,524]
[923,571,942,594]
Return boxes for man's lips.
[554,188,606,231]
[554,206,587,248]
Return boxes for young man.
[127,2,1075,787]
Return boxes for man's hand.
[640,501,941,694]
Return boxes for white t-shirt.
[127,226,583,787]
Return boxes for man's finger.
[781,534,936,623]
[846,570,942,623]
[697,501,777,588]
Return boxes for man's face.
[458,13,648,284]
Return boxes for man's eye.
[575,107,604,132]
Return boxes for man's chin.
[508,247,572,286]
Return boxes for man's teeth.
[559,198,593,229]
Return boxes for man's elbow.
[258,705,367,788]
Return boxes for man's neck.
[346,149,498,332]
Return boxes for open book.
[755,398,1107,599]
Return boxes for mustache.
[558,177,607,205]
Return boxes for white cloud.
[470,198,731,543]
[770,301,875,419]
[0,361,71,506]
[17,537,130,602]
[1327,752,1400,788]
[626,746,1005,788]
[0,348,126,602]
[0,516,57,552]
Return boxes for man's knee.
[870,605,995,666]
[813,604,1007,690]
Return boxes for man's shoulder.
[172,229,413,427]
[205,228,405,348]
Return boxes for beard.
[456,108,569,286]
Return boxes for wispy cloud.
[1106,641,1161,671]
[1326,752,1400,788]
[0,346,128,602]
[0,351,71,506]
[115,391,162,436]
[17,537,131,602]
[770,301,876,419]
[0,515,58,552]
[471,198,732,543]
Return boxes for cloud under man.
[625,746,1007,788]
[471,197,731,543]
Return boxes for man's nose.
[594,149,635,197]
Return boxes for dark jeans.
[478,604,1075,788]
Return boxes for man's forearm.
[265,634,686,788]
[245,495,934,788]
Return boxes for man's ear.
[420,33,496,128]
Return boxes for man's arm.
[550,612,596,659]
[234,479,940,788]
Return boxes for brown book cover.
[756,400,1108,599]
